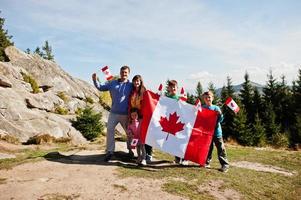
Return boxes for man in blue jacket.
[92,66,133,162]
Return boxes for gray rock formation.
[0,46,113,144]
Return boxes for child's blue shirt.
[93,79,133,115]
[202,104,224,138]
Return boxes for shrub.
[271,133,289,149]
[21,72,39,93]
[85,96,94,104]
[71,107,104,141]
[54,106,68,115]
[57,91,69,102]
[0,134,20,144]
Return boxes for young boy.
[166,80,188,166]
[202,91,229,172]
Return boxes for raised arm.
[92,73,110,91]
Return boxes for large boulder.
[0,46,117,144]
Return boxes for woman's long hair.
[132,75,146,97]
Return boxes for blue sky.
[1,0,301,92]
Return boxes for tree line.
[180,69,301,149]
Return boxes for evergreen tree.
[221,76,236,140]
[195,81,203,102]
[233,106,253,146]
[291,68,301,145]
[71,107,104,141]
[164,79,170,96]
[25,48,31,54]
[252,113,266,146]
[263,70,278,106]
[207,81,218,104]
[42,40,54,60]
[252,87,265,122]
[34,47,44,57]
[276,75,292,132]
[239,72,255,123]
[263,101,280,141]
[0,13,13,62]
[186,92,196,104]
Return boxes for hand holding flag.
[225,97,240,113]
[179,87,187,101]
[101,66,113,81]
[157,83,163,96]
[195,98,202,112]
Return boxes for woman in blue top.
[202,91,229,172]
[92,66,133,162]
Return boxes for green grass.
[117,145,301,200]
[0,144,77,170]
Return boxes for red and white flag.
[195,98,202,112]
[157,83,163,96]
[179,87,187,101]
[140,90,218,165]
[101,66,113,81]
[225,97,240,113]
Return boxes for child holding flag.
[166,80,189,166]
[127,108,147,165]
[202,91,229,172]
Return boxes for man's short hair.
[168,80,178,87]
[120,65,130,73]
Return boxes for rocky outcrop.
[0,46,112,144]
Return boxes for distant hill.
[215,81,264,97]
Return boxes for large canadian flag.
[140,90,218,165]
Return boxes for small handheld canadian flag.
[157,83,163,96]
[225,97,240,113]
[179,87,187,101]
[101,66,113,81]
[130,138,139,149]
[195,98,202,112]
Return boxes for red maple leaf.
[159,112,185,140]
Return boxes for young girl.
[129,75,153,162]
[127,108,146,165]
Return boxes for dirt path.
[0,142,186,200]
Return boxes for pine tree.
[239,72,255,123]
[291,68,301,145]
[71,107,104,141]
[42,40,54,60]
[195,81,203,102]
[34,47,44,57]
[276,75,292,132]
[263,101,280,141]
[186,92,196,104]
[221,76,236,140]
[263,70,278,106]
[233,106,253,146]
[164,79,170,96]
[207,81,218,104]
[252,87,264,119]
[252,113,266,146]
[0,13,14,62]
[25,48,31,54]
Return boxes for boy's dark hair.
[202,90,214,97]
[168,80,178,87]
[120,65,130,73]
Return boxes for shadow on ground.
[43,151,207,171]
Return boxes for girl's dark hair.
[129,107,140,123]
[132,75,146,97]
[130,107,139,113]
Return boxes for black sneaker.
[219,165,229,173]
[128,150,134,158]
[104,153,113,162]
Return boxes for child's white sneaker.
[141,159,147,166]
